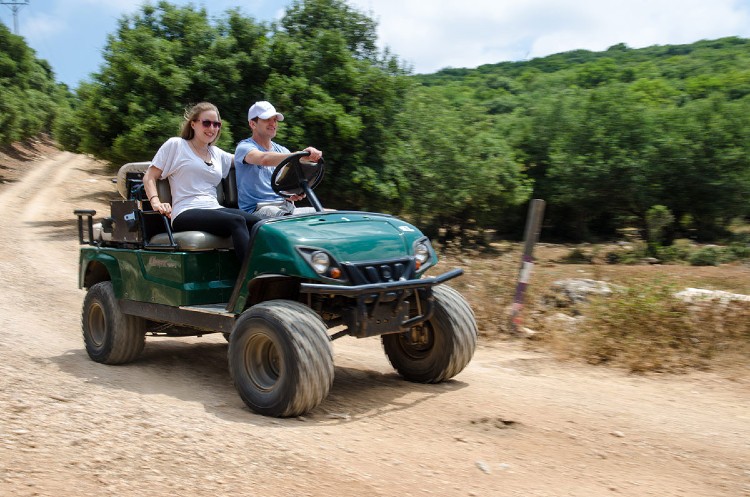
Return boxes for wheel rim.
[243,332,282,392]
[398,323,434,360]
[87,302,106,347]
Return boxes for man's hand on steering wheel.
[270,151,326,206]
[302,146,322,162]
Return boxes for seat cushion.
[149,231,233,251]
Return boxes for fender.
[79,248,124,297]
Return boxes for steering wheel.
[270,151,325,198]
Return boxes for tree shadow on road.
[24,219,80,241]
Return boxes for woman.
[143,102,261,262]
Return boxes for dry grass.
[438,241,750,375]
[545,282,750,373]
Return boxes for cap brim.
[258,111,284,121]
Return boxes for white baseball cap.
[248,101,284,121]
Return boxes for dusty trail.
[0,151,748,497]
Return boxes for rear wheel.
[382,285,477,383]
[228,300,333,417]
[82,281,145,364]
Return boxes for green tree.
[0,23,63,145]
[69,2,245,162]
[651,96,750,239]
[382,87,531,233]
[266,0,411,209]
[280,0,379,61]
[530,85,658,239]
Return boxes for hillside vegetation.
[0,24,68,144]
[2,0,749,242]
[418,38,750,241]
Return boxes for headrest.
[116,162,151,199]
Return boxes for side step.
[181,303,233,314]
[120,300,236,333]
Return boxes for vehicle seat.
[218,166,238,209]
[93,162,238,251]
[144,172,235,251]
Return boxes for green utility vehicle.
[74,153,477,417]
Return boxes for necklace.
[188,139,212,165]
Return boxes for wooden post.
[509,199,545,334]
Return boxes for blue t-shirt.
[235,138,290,212]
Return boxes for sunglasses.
[195,119,222,129]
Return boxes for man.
[234,101,323,217]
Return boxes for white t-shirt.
[150,137,233,221]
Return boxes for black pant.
[172,208,261,262]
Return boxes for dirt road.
[1,150,748,497]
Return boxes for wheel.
[228,300,334,417]
[382,285,477,383]
[82,281,145,364]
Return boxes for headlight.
[310,251,330,274]
[414,242,430,264]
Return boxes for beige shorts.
[254,200,316,218]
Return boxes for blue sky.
[4,0,750,89]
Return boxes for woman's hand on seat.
[152,199,172,218]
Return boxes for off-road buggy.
[74,153,477,417]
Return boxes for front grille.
[342,258,416,285]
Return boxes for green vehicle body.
[77,211,446,327]
[78,247,239,306]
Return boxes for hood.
[260,212,424,262]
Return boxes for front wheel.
[228,300,334,417]
[382,285,477,383]
[81,281,145,364]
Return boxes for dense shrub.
[0,24,65,145]
[688,246,722,266]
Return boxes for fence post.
[509,199,545,334]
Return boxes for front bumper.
[300,268,463,338]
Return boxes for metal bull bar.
[300,268,463,338]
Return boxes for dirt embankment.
[1,142,748,497]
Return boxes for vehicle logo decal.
[148,256,178,269]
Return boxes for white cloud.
[19,13,65,42]
[348,0,750,72]
[527,0,750,58]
